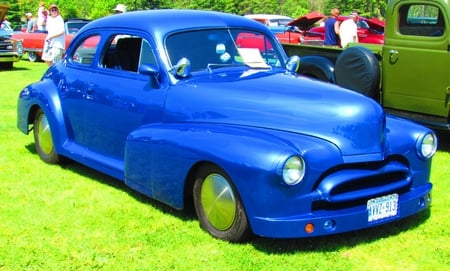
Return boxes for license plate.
[367,193,399,222]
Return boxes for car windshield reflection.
[166,29,283,72]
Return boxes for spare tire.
[334,46,380,98]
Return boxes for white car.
[244,14,293,26]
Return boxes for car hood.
[165,69,385,156]
[287,11,327,30]
[337,16,385,32]
[365,17,385,32]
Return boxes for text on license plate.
[367,193,399,222]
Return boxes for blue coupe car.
[17,9,437,242]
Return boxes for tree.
[8,0,388,27]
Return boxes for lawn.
[0,59,449,271]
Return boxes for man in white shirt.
[339,12,359,48]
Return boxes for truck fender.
[334,46,380,98]
[298,56,336,83]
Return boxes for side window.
[399,4,445,37]
[71,35,101,65]
[102,34,156,73]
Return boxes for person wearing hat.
[339,12,359,48]
[113,4,127,14]
[42,4,65,66]
[25,12,37,32]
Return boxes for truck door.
[382,2,450,123]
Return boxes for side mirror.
[286,55,300,74]
[170,57,191,78]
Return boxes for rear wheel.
[33,108,60,164]
[28,52,38,62]
[193,165,252,242]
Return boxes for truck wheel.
[334,46,380,98]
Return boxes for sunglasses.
[50,8,58,12]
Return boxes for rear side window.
[71,35,101,65]
[101,34,157,73]
[399,4,445,37]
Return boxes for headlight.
[282,156,305,185]
[417,132,438,159]
[16,40,24,55]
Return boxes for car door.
[382,2,450,119]
[64,32,165,160]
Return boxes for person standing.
[339,12,359,48]
[323,8,340,47]
[42,4,65,66]
[36,1,47,31]
[25,12,37,32]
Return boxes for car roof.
[84,9,270,37]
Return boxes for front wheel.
[193,165,252,242]
[33,108,60,164]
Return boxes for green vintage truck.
[283,0,450,131]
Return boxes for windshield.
[66,21,90,34]
[269,18,292,26]
[166,29,284,72]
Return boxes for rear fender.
[298,55,335,83]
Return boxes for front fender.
[124,123,301,209]
[17,78,68,154]
[124,123,343,212]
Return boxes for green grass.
[1,59,449,271]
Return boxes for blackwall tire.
[335,46,380,98]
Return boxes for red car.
[12,18,90,62]
[273,11,385,46]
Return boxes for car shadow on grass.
[0,66,31,72]
[24,142,435,251]
[25,142,196,221]
[251,209,430,253]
